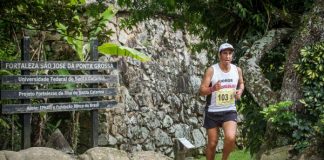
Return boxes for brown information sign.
[1,100,118,114]
[1,88,117,99]
[1,61,117,70]
[1,75,118,84]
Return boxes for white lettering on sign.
[27,106,39,111]
[93,63,114,69]
[90,90,105,94]
[75,63,94,69]
[3,62,115,70]
[40,63,51,68]
[67,63,75,68]
[64,90,73,96]
[50,77,67,82]
[53,104,74,110]
[18,76,50,82]
[35,91,58,96]
[6,62,39,69]
[89,102,99,108]
[78,90,90,95]
[18,91,35,97]
[40,105,53,110]
[52,63,66,69]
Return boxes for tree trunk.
[281,0,324,102]
[239,28,291,108]
[239,0,324,107]
[239,0,324,159]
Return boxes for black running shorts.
[203,110,237,129]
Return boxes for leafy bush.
[0,115,21,150]
[0,20,22,150]
[261,101,295,133]
[118,0,314,44]
[247,42,324,155]
[296,42,324,118]
[295,41,324,152]
[237,92,267,155]
[260,42,324,153]
[261,101,316,152]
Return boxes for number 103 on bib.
[215,88,235,106]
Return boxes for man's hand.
[210,81,222,92]
[235,89,243,100]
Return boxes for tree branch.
[239,28,291,108]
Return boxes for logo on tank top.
[220,79,233,83]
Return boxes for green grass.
[197,150,252,160]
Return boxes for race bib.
[215,88,235,106]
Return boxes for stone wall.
[96,17,214,158]
[26,13,243,158]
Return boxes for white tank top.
[207,63,239,112]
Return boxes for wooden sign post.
[90,39,99,147]
[21,37,31,149]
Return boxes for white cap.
[218,43,234,53]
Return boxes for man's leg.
[221,121,237,160]
[206,127,219,160]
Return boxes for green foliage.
[1,1,148,62]
[237,92,266,155]
[261,101,295,133]
[296,42,324,86]
[0,20,19,64]
[296,41,324,121]
[258,42,324,153]
[197,149,251,160]
[37,112,62,135]
[98,43,151,62]
[217,149,251,160]
[56,22,85,61]
[0,118,10,129]
[68,0,85,6]
[53,4,116,61]
[259,43,288,91]
[118,0,313,44]
[234,32,263,63]
[45,119,62,134]
[54,4,150,62]
[0,115,21,150]
[261,100,315,151]
[261,101,303,147]
[295,42,324,152]
[0,20,22,150]
[1,0,81,31]
[91,6,115,37]
[316,113,324,136]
